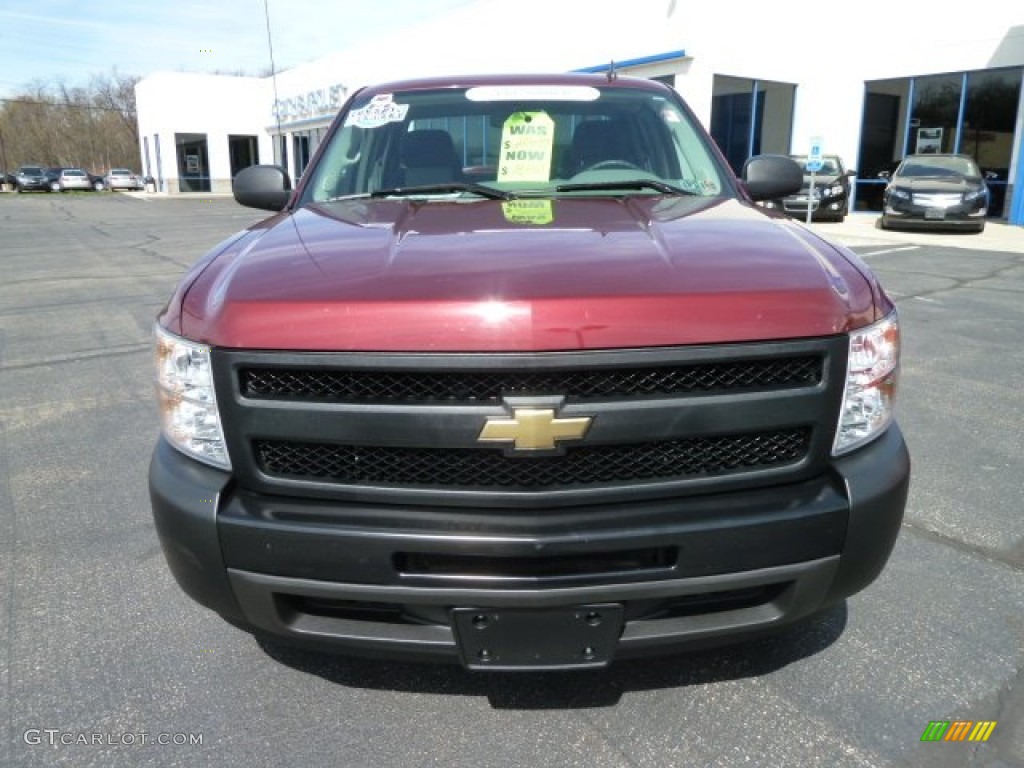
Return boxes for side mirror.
[233,165,292,211]
[877,170,891,180]
[846,169,858,177]
[984,171,999,180]
[741,154,803,201]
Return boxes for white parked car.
[49,168,94,192]
[104,168,144,191]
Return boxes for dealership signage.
[273,83,349,125]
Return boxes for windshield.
[898,156,981,179]
[301,84,729,204]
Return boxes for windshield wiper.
[555,179,697,196]
[369,182,513,200]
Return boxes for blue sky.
[0,0,474,97]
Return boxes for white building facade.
[135,0,1024,224]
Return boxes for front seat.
[399,130,462,186]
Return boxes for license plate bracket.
[451,604,624,670]
[924,208,946,220]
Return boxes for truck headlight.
[154,326,231,469]
[833,311,900,456]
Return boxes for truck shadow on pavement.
[253,602,847,709]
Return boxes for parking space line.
[858,245,921,257]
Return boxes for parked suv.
[150,74,909,670]
[15,165,50,193]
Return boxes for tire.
[50,181,61,193]
[93,180,104,192]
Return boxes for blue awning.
[574,50,687,74]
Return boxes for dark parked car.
[761,155,855,222]
[880,154,989,233]
[15,165,51,193]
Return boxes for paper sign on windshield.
[498,112,555,183]
[502,200,554,225]
[344,93,409,129]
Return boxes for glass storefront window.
[909,73,962,155]
[293,133,311,179]
[175,132,210,193]
[710,75,795,174]
[228,134,259,177]
[857,67,1024,216]
[754,80,795,157]
[962,68,1022,216]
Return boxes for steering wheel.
[584,159,644,172]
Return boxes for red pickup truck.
[150,73,908,670]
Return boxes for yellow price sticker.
[501,200,554,225]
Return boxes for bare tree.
[0,70,141,173]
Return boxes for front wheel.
[50,181,61,192]
[93,180,104,192]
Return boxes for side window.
[309,126,364,199]
[310,124,402,199]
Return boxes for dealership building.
[135,0,1024,224]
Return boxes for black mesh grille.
[254,429,810,489]
[240,356,821,403]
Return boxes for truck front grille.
[240,355,821,403]
[254,429,811,489]
[215,340,845,505]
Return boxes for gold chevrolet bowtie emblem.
[478,408,592,451]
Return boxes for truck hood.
[178,196,875,351]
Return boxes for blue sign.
[807,136,824,172]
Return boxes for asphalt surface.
[1,192,1022,768]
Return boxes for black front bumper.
[781,191,848,220]
[882,200,987,231]
[149,426,909,668]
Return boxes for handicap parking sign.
[807,137,824,172]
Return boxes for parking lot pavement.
[1,194,1022,768]
[807,211,1024,253]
